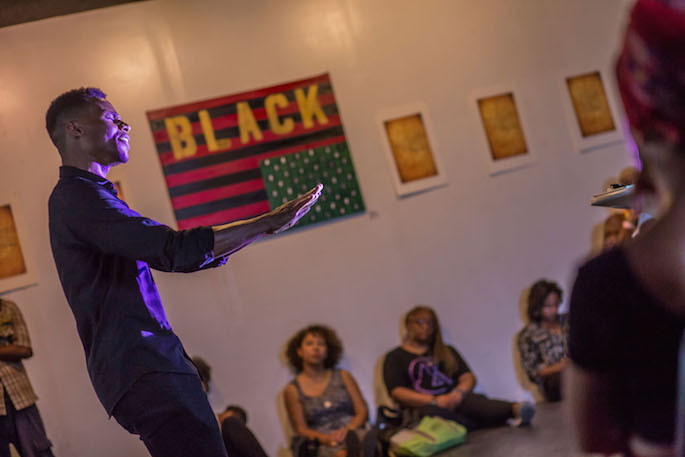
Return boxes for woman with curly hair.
[283,325,369,457]
[517,280,567,402]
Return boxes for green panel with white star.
[259,142,365,228]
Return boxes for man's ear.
[65,120,83,138]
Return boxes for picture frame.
[377,103,447,197]
[469,85,536,175]
[0,201,37,294]
[560,69,625,152]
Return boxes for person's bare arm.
[340,369,368,430]
[455,372,475,393]
[212,184,322,257]
[537,358,568,378]
[390,386,436,408]
[0,345,32,362]
[566,361,628,454]
[441,372,476,409]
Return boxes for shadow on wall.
[512,286,544,403]
[373,354,395,412]
[276,340,295,457]
[275,385,295,457]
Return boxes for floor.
[441,402,583,457]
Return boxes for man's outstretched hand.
[266,183,323,234]
[211,184,323,257]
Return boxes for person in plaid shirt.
[0,298,54,457]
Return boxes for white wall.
[0,1,635,455]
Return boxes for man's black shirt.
[49,166,227,414]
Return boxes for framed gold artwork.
[378,103,447,196]
[0,202,37,294]
[561,69,625,152]
[470,85,536,175]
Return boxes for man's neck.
[62,157,112,179]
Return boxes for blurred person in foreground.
[567,1,685,455]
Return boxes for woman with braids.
[518,280,567,402]
[567,0,685,455]
[284,325,370,457]
[382,306,535,430]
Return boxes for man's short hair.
[45,87,107,149]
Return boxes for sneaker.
[508,401,535,427]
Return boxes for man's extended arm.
[212,184,322,257]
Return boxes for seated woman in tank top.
[284,325,369,457]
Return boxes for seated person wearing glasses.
[383,306,535,430]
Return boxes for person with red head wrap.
[566,1,685,456]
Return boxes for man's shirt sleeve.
[54,179,225,272]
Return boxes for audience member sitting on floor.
[517,280,567,402]
[191,356,269,457]
[284,325,370,457]
[383,305,535,430]
[568,0,685,455]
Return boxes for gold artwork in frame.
[0,205,27,280]
[566,71,616,137]
[384,113,438,183]
[477,93,528,161]
[378,103,447,196]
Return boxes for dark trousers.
[415,393,514,430]
[541,372,562,402]
[112,373,227,457]
[0,391,54,457]
[221,416,269,457]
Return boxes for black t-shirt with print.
[383,346,472,396]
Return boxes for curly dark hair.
[45,87,107,149]
[527,279,563,323]
[285,324,343,373]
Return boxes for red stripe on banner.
[158,115,342,166]
[177,200,271,229]
[151,93,337,141]
[165,135,347,188]
[147,73,331,121]
[171,178,266,210]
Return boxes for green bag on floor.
[389,416,467,457]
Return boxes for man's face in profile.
[75,99,131,166]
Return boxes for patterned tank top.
[291,369,355,432]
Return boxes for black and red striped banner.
[146,73,363,230]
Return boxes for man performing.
[45,87,322,457]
